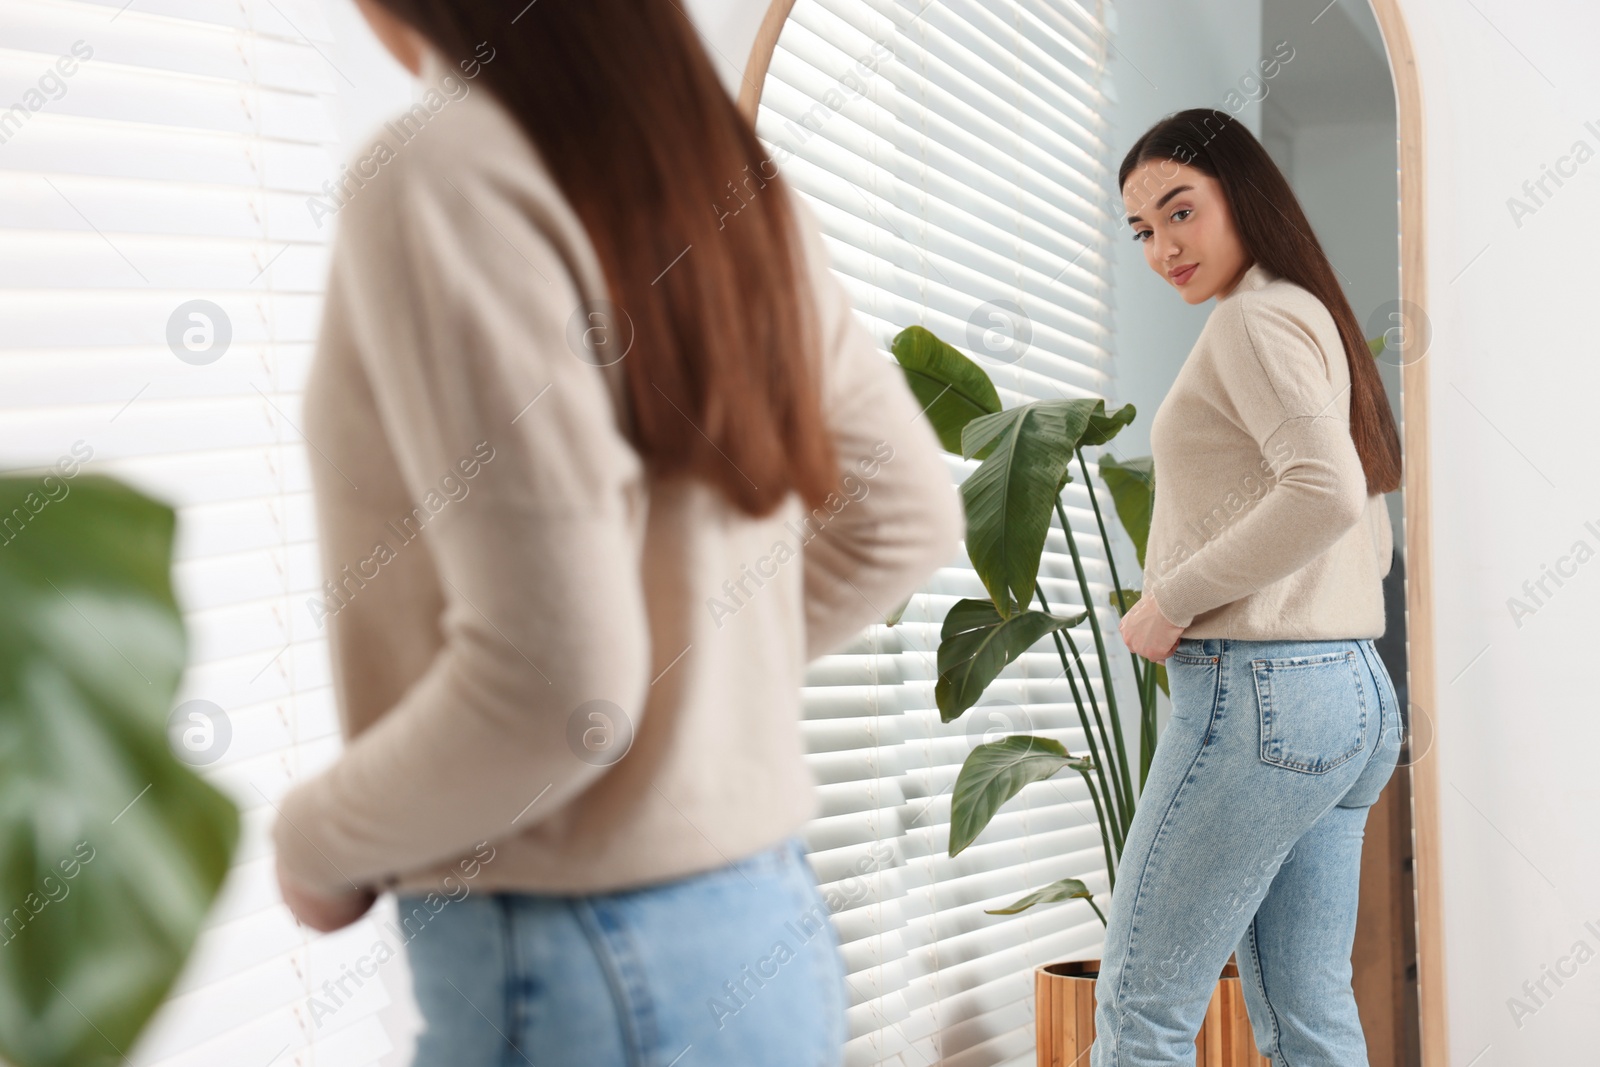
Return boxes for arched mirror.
[741,1,1436,1064]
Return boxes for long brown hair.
[370,0,839,518]
[1119,108,1402,495]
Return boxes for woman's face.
[1122,159,1252,305]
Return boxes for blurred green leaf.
[0,475,239,1067]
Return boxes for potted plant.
[888,325,1266,1065]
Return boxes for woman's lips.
[1171,264,1198,286]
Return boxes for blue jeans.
[1090,636,1402,1066]
[397,834,848,1066]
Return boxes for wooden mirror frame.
[739,3,1442,1063]
[1366,2,1444,1063]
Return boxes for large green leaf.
[959,398,1102,615]
[1080,400,1137,447]
[890,325,1002,455]
[0,475,239,1067]
[948,735,1092,856]
[935,598,1086,723]
[1097,454,1155,570]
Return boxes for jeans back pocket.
[1249,648,1367,774]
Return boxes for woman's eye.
[1171,208,1192,223]
[1131,229,1151,242]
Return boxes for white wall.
[1394,0,1600,1061]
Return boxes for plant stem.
[1080,770,1117,895]
[1077,448,1142,696]
[1077,448,1162,804]
[1036,581,1120,836]
[1036,577,1116,816]
[1140,652,1160,789]
[1061,628,1125,854]
[1056,497,1138,826]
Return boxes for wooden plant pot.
[1035,956,1269,1066]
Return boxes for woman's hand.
[276,857,377,933]
[1120,591,1185,662]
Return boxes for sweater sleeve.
[271,150,652,895]
[784,193,967,660]
[1146,293,1369,629]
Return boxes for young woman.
[266,2,964,1065]
[1098,108,1404,1065]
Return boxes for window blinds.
[0,0,396,1063]
[754,1,1126,1064]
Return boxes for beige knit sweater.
[271,52,964,897]
[1143,261,1394,639]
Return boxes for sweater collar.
[1221,260,1275,300]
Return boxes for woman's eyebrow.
[1126,184,1194,225]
